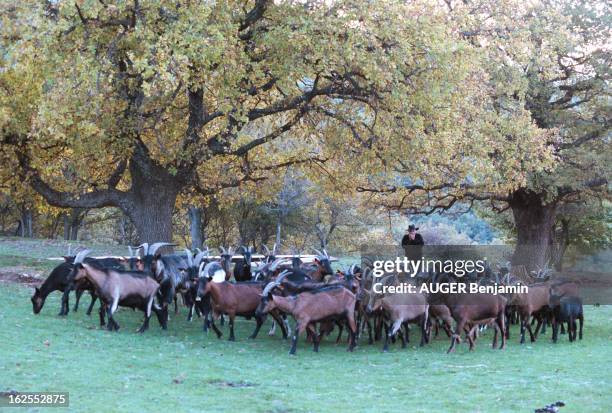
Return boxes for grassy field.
[1,237,611,412]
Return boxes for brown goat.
[367,292,429,351]
[510,282,551,343]
[428,304,454,340]
[431,292,507,353]
[72,261,160,333]
[257,285,357,355]
[196,273,287,341]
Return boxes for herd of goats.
[29,243,584,355]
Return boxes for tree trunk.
[63,208,86,240]
[125,170,178,243]
[188,206,203,250]
[63,213,70,240]
[275,220,282,248]
[552,219,570,271]
[17,209,33,237]
[509,189,557,271]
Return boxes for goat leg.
[187,305,194,322]
[106,308,119,332]
[98,304,106,326]
[519,314,527,344]
[270,312,288,339]
[153,306,168,330]
[289,323,301,355]
[307,324,320,352]
[209,316,223,339]
[73,288,84,312]
[497,312,506,350]
[137,314,151,333]
[448,319,466,353]
[86,292,97,316]
[578,315,583,340]
[59,289,70,316]
[525,317,536,342]
[399,324,407,349]
[268,321,276,336]
[248,315,264,340]
[335,321,344,344]
[366,318,373,345]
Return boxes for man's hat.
[407,224,419,231]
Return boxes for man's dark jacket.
[401,233,424,246]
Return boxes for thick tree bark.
[124,164,178,243]
[188,206,203,250]
[509,189,557,270]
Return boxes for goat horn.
[184,249,194,267]
[261,279,281,297]
[219,246,226,254]
[198,261,207,277]
[74,248,91,264]
[276,269,291,284]
[273,243,278,254]
[313,248,323,256]
[323,249,329,257]
[148,242,175,256]
[194,250,207,268]
[270,258,290,271]
[137,243,149,256]
[263,245,270,255]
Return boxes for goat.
[429,290,507,353]
[509,281,551,343]
[154,251,190,317]
[366,290,429,351]
[70,250,163,332]
[181,247,210,322]
[233,246,254,282]
[195,262,287,341]
[427,304,454,340]
[299,248,333,282]
[261,243,278,264]
[550,294,583,343]
[31,253,124,316]
[117,246,144,271]
[256,276,357,355]
[218,246,234,281]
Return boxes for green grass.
[1,237,611,412]
[1,284,611,413]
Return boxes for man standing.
[401,224,424,260]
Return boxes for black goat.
[550,295,583,343]
[233,246,254,282]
